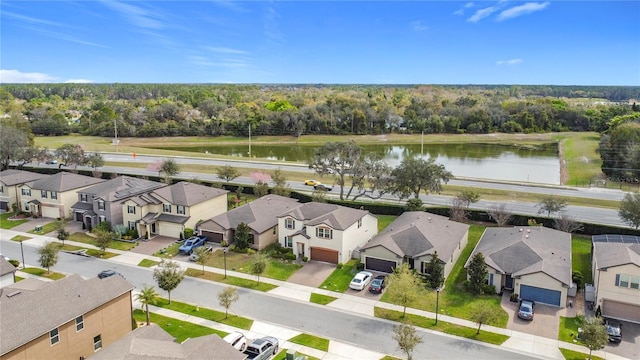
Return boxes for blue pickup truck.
[178,235,207,255]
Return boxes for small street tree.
[38,241,59,273]
[234,222,251,250]
[581,316,608,360]
[136,285,159,326]
[271,168,291,196]
[217,165,240,183]
[55,143,86,168]
[153,259,185,304]
[469,303,498,334]
[251,252,267,284]
[160,158,180,183]
[55,219,69,245]
[423,252,443,289]
[94,229,112,255]
[553,212,584,233]
[405,198,424,211]
[536,196,567,218]
[217,286,239,319]
[392,321,423,360]
[386,263,425,317]
[467,252,488,294]
[487,203,513,226]
[85,152,104,170]
[619,192,640,229]
[193,246,213,274]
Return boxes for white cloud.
[467,5,500,23]
[0,69,56,83]
[2,11,64,27]
[454,2,475,16]
[206,47,248,55]
[410,21,428,32]
[101,0,165,29]
[497,59,523,66]
[65,79,94,83]
[497,2,550,21]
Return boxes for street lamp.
[435,285,443,325]
[223,247,228,279]
[20,240,25,269]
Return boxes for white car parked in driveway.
[223,331,247,351]
[349,271,374,291]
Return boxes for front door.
[151,223,156,234]
[505,275,513,289]
[297,243,305,258]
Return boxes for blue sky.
[1,1,638,85]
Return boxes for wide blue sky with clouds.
[1,1,638,85]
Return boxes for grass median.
[185,268,277,292]
[153,297,253,330]
[310,293,337,305]
[21,267,66,280]
[288,333,330,352]
[133,309,225,342]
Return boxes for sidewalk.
[2,229,629,360]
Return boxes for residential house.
[0,170,48,212]
[278,202,378,264]
[0,257,17,288]
[72,176,165,231]
[0,274,134,360]
[122,181,228,238]
[199,195,299,250]
[89,324,246,360]
[591,234,640,323]
[466,226,572,307]
[18,172,104,219]
[360,211,469,278]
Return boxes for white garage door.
[602,299,640,324]
[42,206,60,219]
[159,223,183,238]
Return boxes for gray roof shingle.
[80,176,165,202]
[279,202,370,230]
[0,257,17,276]
[29,171,104,192]
[152,181,228,206]
[0,169,49,186]
[0,274,134,355]
[202,195,299,233]
[593,242,640,270]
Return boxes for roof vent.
[525,234,529,239]
[6,290,21,298]
[527,229,531,233]
[519,228,523,232]
[427,217,432,222]
[410,223,415,227]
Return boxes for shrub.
[247,248,256,255]
[8,259,20,268]
[220,240,228,247]
[284,253,297,261]
[510,293,519,302]
[183,228,194,238]
[302,256,309,262]
[95,221,111,232]
[279,247,291,254]
[356,263,365,271]
[572,271,584,288]
[482,284,496,295]
[337,262,344,269]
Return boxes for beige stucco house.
[278,202,378,264]
[591,234,640,323]
[0,170,49,212]
[466,226,572,307]
[360,211,469,278]
[0,274,134,360]
[0,257,17,288]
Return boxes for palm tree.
[136,285,158,326]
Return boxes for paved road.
[0,240,540,360]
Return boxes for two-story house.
[18,172,104,219]
[0,170,48,212]
[122,181,228,239]
[0,274,134,360]
[592,234,640,324]
[278,202,378,264]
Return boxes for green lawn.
[15,276,24,282]
[138,259,160,267]
[310,293,337,305]
[377,215,397,232]
[273,349,320,360]
[558,316,583,344]
[375,307,509,345]
[288,333,330,352]
[154,298,253,330]
[185,268,277,292]
[0,212,28,229]
[133,310,225,342]
[559,348,603,360]
[318,259,360,293]
[21,267,66,280]
[562,132,602,185]
[154,242,181,257]
[27,221,58,234]
[572,235,593,285]
[68,232,138,251]
[380,356,403,360]
[190,250,302,281]
[53,243,119,259]
[11,235,31,241]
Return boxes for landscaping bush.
[303,256,308,262]
[356,263,365,271]
[572,271,583,288]
[8,259,20,268]
[183,228,194,238]
[337,262,343,269]
[95,221,111,232]
[483,284,496,295]
[284,253,297,261]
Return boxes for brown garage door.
[602,299,640,324]
[310,247,338,264]
[201,230,223,243]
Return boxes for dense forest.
[0,84,638,138]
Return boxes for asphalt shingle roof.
[279,202,369,230]
[80,176,165,202]
[202,195,299,233]
[152,181,228,206]
[0,257,17,276]
[593,241,640,270]
[0,169,49,186]
[29,171,104,192]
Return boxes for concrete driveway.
[287,260,335,287]
[501,292,560,339]
[131,236,176,255]
[603,319,640,360]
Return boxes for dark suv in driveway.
[605,319,622,343]
[368,275,387,294]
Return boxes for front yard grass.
[318,259,359,293]
[133,310,225,342]
[558,316,583,344]
[375,307,509,345]
[54,243,119,259]
[288,333,330,352]
[154,298,253,330]
[185,268,277,292]
[11,235,31,241]
[138,259,160,267]
[153,242,181,257]
[572,235,593,285]
[380,356,403,360]
[21,267,66,280]
[559,348,603,360]
[68,232,137,251]
[310,293,337,305]
[27,221,58,234]
[197,250,302,281]
[0,212,28,229]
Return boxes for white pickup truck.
[242,336,279,360]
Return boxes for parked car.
[350,271,374,291]
[178,236,206,255]
[98,269,122,279]
[605,319,622,343]
[304,179,319,186]
[314,183,333,191]
[369,274,387,294]
[223,331,248,351]
[189,244,214,261]
[243,336,279,360]
[45,159,58,164]
[517,300,535,320]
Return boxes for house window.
[50,328,60,345]
[127,205,136,214]
[285,218,295,229]
[98,200,105,211]
[99,215,106,223]
[93,335,102,351]
[177,205,185,215]
[163,204,171,213]
[620,274,629,288]
[285,236,293,248]
[75,315,84,332]
[0,185,3,193]
[51,191,58,199]
[358,218,362,228]
[316,227,332,239]
[272,226,277,235]
[24,202,30,211]
[80,194,88,202]
[128,221,136,230]
[21,188,31,196]
[616,274,639,289]
[631,276,640,290]
[41,190,47,198]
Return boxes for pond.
[148,142,560,184]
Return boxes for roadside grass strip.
[137,259,160,267]
[68,232,137,251]
[374,307,509,346]
[309,293,337,305]
[380,356,403,360]
[185,268,277,292]
[288,333,330,352]
[273,349,320,360]
[133,309,225,342]
[21,267,66,280]
[11,235,31,241]
[154,297,253,330]
[559,348,604,360]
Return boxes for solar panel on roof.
[592,234,640,244]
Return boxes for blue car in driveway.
[178,236,206,255]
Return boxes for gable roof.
[79,176,165,202]
[593,235,640,270]
[362,211,469,262]
[29,171,104,192]
[0,257,17,277]
[0,169,49,186]
[0,274,134,355]
[202,195,299,233]
[467,226,572,286]
[279,202,370,230]
[151,181,228,206]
